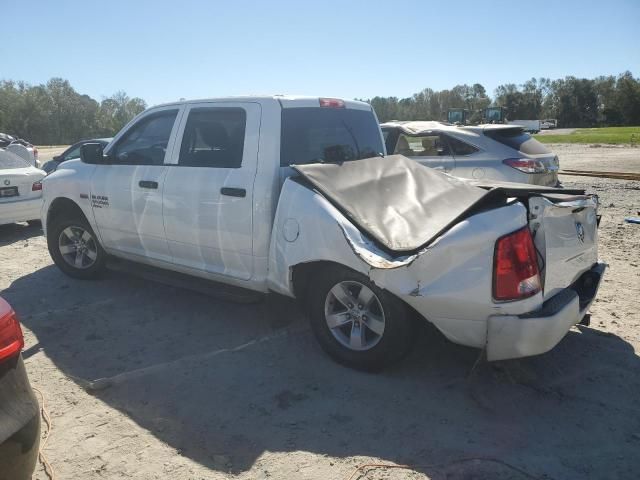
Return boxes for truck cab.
[43,96,384,289]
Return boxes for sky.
[1,0,639,107]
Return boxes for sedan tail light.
[503,158,547,174]
[32,181,43,191]
[0,298,24,363]
[493,227,541,301]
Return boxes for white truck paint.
[41,96,604,368]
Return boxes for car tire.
[307,265,415,371]
[47,215,106,279]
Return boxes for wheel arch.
[46,197,91,233]
[290,260,347,306]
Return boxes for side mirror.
[80,143,106,164]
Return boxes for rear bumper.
[0,197,42,226]
[486,262,606,361]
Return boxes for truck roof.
[150,95,372,110]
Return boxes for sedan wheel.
[58,226,99,270]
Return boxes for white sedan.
[0,149,45,226]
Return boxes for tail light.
[493,227,541,301]
[0,298,24,362]
[32,181,43,191]
[503,158,547,174]
[319,98,345,108]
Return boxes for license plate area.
[0,186,18,198]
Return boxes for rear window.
[485,128,550,155]
[280,107,384,166]
[0,150,30,169]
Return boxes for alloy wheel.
[324,280,386,351]
[58,226,98,270]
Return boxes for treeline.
[2,73,639,144]
[368,71,640,127]
[0,78,146,145]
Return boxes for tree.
[0,78,146,144]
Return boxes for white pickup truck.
[41,96,605,370]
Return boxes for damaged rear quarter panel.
[267,179,542,349]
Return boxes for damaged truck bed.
[293,155,587,256]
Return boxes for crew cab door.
[162,102,260,280]
[392,132,455,172]
[90,106,182,262]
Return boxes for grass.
[534,126,640,145]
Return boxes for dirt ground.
[1,145,639,480]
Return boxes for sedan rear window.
[0,150,30,169]
[485,128,550,155]
[281,108,384,166]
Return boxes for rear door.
[91,106,182,262]
[392,132,455,172]
[162,101,260,280]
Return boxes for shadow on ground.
[0,222,42,247]
[4,252,640,478]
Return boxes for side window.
[448,136,479,156]
[394,134,450,157]
[62,145,81,161]
[111,110,178,165]
[178,107,246,168]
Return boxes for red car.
[0,297,40,480]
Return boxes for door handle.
[220,187,246,198]
[139,180,158,189]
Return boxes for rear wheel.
[307,265,415,371]
[48,216,106,279]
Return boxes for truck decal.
[91,194,109,209]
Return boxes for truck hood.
[293,155,504,253]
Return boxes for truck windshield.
[280,107,384,166]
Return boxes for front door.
[394,133,455,172]
[162,102,260,280]
[90,106,182,263]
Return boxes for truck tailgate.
[528,194,599,299]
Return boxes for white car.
[0,149,45,226]
[41,96,604,370]
[381,121,560,186]
[0,134,38,167]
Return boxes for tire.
[307,265,415,371]
[47,215,106,279]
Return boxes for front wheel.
[308,265,415,371]
[47,216,106,279]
